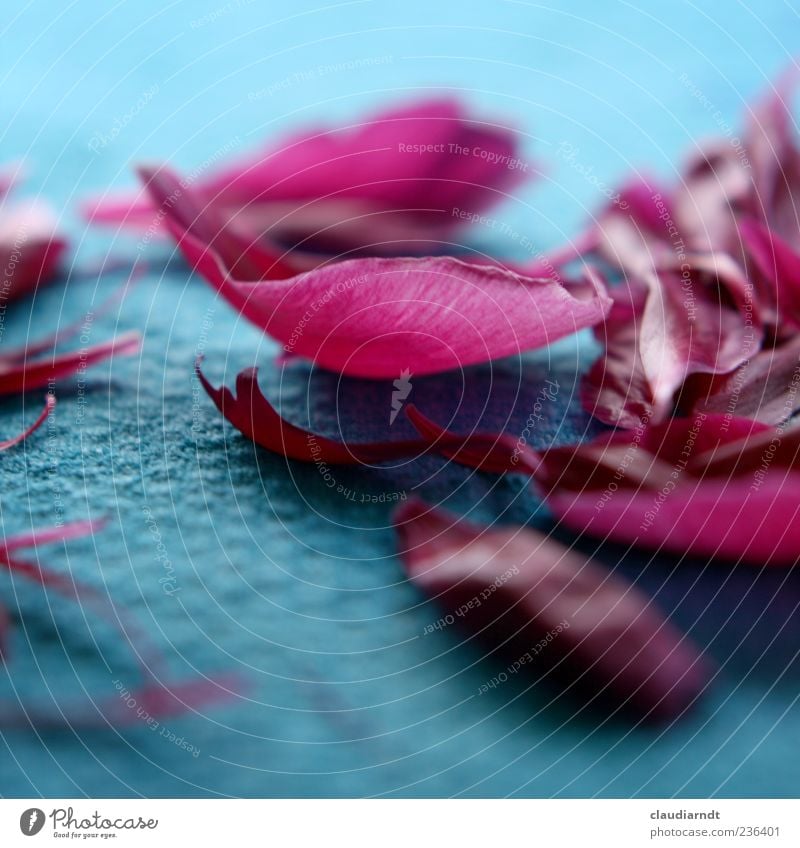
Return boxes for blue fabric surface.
[1,0,799,797]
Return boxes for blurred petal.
[395,498,711,720]
[549,474,800,566]
[90,97,530,257]
[0,199,67,302]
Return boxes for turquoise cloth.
[1,0,799,797]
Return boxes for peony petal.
[584,255,760,427]
[404,403,540,475]
[196,362,426,463]
[395,498,711,720]
[147,165,610,377]
[672,140,752,255]
[683,335,800,424]
[534,413,770,491]
[740,219,800,331]
[596,176,676,276]
[744,66,800,248]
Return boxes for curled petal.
[196,363,425,463]
[405,403,539,475]
[395,499,711,720]
[683,335,800,425]
[584,255,760,427]
[196,363,538,476]
[146,165,610,377]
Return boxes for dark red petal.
[196,362,427,464]
[404,403,540,475]
[395,499,711,720]
[741,219,800,329]
[584,255,760,428]
[196,363,540,477]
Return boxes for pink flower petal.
[744,66,800,248]
[0,199,67,302]
[684,335,800,424]
[89,97,529,254]
[534,414,799,565]
[146,166,610,377]
[395,498,711,720]
[740,219,800,332]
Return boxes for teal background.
[1,0,799,797]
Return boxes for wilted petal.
[684,334,800,424]
[740,219,800,331]
[584,255,760,427]
[744,66,800,248]
[395,498,711,720]
[196,363,425,463]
